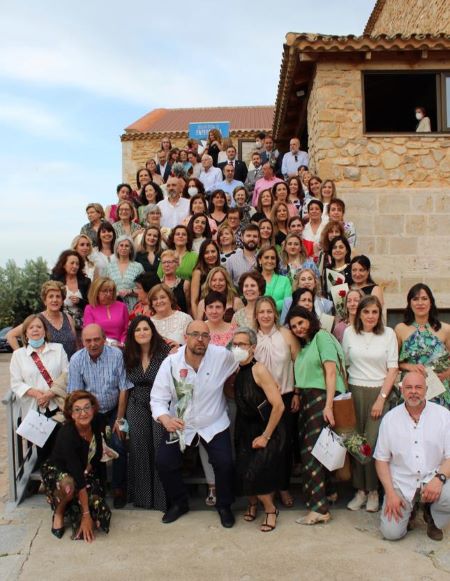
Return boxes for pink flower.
[179,369,188,379]
[360,443,372,457]
[338,290,347,298]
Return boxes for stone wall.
[307,61,450,189]
[369,0,450,36]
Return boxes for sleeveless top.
[43,312,77,359]
[255,326,294,395]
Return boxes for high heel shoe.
[260,509,279,532]
[51,514,65,539]
[243,502,258,522]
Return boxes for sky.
[0,0,376,267]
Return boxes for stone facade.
[368,0,450,36]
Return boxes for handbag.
[257,399,271,423]
[311,426,346,472]
[16,409,57,447]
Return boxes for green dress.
[264,273,292,313]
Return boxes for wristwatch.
[435,472,447,484]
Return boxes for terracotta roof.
[364,0,387,35]
[125,106,274,134]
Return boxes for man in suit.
[218,145,248,183]
[156,150,172,183]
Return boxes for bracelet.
[262,432,271,441]
[82,511,90,516]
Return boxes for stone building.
[121,105,274,186]
[273,0,450,310]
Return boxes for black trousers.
[156,428,234,509]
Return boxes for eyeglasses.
[232,342,250,348]
[186,332,211,341]
[72,404,93,415]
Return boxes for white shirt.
[374,402,450,502]
[10,342,69,416]
[151,344,238,444]
[157,197,190,229]
[199,166,223,194]
[342,326,398,387]
[281,150,309,179]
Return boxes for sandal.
[205,486,216,507]
[261,509,279,532]
[243,502,258,522]
[296,511,331,525]
[279,490,294,508]
[327,492,338,504]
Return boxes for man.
[374,372,450,542]
[259,135,280,166]
[225,223,260,287]
[156,150,171,183]
[217,163,244,203]
[199,154,223,195]
[328,198,357,248]
[157,176,190,228]
[226,208,243,248]
[281,137,309,180]
[151,320,239,527]
[218,145,248,183]
[68,324,133,508]
[252,160,282,206]
[245,151,264,195]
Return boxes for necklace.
[361,331,374,350]
[78,428,93,442]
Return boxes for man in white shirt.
[151,320,239,527]
[281,137,309,180]
[374,372,450,542]
[157,176,190,228]
[199,154,223,195]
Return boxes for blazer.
[156,163,172,182]
[218,160,248,183]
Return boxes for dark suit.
[218,160,248,183]
[156,163,172,183]
[260,150,283,177]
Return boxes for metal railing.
[2,389,38,504]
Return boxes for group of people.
[7,129,450,542]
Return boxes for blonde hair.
[85,203,105,218]
[293,268,321,293]
[40,280,66,303]
[71,234,95,269]
[254,296,279,329]
[88,277,117,307]
[201,266,237,303]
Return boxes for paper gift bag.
[333,393,357,433]
[16,409,57,448]
[312,426,346,471]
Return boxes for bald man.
[375,371,450,541]
[151,320,239,527]
[68,324,133,508]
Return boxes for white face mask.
[231,346,250,363]
[415,112,423,121]
[255,140,262,149]
[188,187,198,196]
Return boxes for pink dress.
[83,301,129,344]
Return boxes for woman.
[415,106,431,132]
[254,297,300,508]
[105,184,133,223]
[112,200,142,239]
[233,186,255,226]
[124,316,171,510]
[145,160,164,186]
[187,213,213,253]
[317,221,347,276]
[217,223,237,265]
[183,193,216,235]
[343,296,398,513]
[208,189,229,229]
[135,226,162,276]
[319,179,337,220]
[350,255,384,306]
[133,168,152,202]
[252,189,274,223]
[287,306,346,525]
[333,289,363,343]
[51,250,91,333]
[196,266,243,322]
[395,283,450,408]
[288,215,304,236]
[184,177,206,198]
[138,182,164,225]
[80,203,105,247]
[157,225,198,281]
[204,292,236,347]
[279,233,316,283]
[71,235,96,281]
[83,277,129,346]
[41,391,111,541]
[179,149,192,175]
[149,284,193,345]
[232,271,266,329]
[258,219,275,250]
[129,272,159,320]
[159,249,191,314]
[322,236,352,301]
[302,175,322,219]
[270,201,290,246]
[287,176,305,213]
[272,182,297,217]
[286,287,317,317]
[106,235,144,312]
[91,221,116,277]
[302,199,325,258]
[232,327,285,532]
[7,281,77,359]
[281,268,331,324]
[190,240,221,318]
[257,245,292,313]
[10,315,69,464]
[205,129,222,166]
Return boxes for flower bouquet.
[169,365,194,452]
[329,282,349,321]
[341,432,372,465]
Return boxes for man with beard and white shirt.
[281,137,309,180]
[157,176,190,228]
[225,223,260,287]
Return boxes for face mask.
[416,112,423,120]
[255,140,262,149]
[232,346,250,363]
[29,337,45,349]
[188,187,198,197]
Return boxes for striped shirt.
[225,248,257,287]
[68,345,133,413]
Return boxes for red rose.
[180,369,188,379]
[360,443,372,457]
[338,290,347,298]
[335,277,344,285]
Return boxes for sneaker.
[347,490,368,511]
[366,491,379,513]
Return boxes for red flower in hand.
[338,290,347,298]
[360,443,372,457]
[180,369,188,379]
[335,277,344,285]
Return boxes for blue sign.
[189,121,230,140]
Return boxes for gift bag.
[333,393,357,433]
[311,426,346,471]
[16,409,57,448]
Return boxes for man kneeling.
[374,372,450,541]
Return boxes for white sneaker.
[347,490,368,511]
[366,491,379,513]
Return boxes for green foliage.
[0,258,49,328]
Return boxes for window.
[363,71,450,133]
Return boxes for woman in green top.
[257,245,292,314]
[156,225,198,281]
[287,306,346,526]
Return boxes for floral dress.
[399,322,450,408]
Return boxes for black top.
[50,274,91,312]
[135,251,161,276]
[48,418,103,489]
[208,143,221,167]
